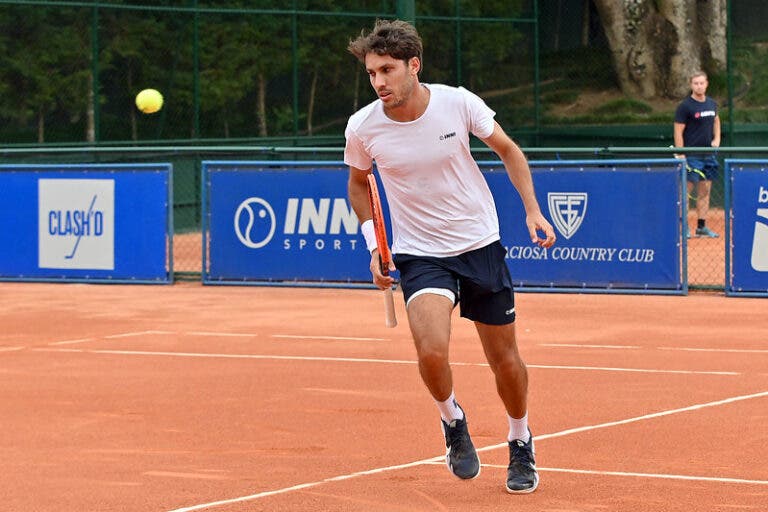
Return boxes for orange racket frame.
[366,174,397,328]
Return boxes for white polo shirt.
[344,84,500,257]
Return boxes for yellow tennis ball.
[135,89,163,114]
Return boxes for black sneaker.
[441,411,480,480]
[506,429,538,493]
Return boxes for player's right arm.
[347,166,394,289]
[673,122,686,157]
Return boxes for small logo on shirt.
[694,110,716,119]
[439,131,456,141]
[506,308,515,315]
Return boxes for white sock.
[507,412,530,443]
[435,391,464,423]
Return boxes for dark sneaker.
[695,226,719,238]
[506,429,538,493]
[441,412,480,480]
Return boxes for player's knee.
[489,355,526,378]
[417,347,449,371]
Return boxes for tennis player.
[344,19,555,494]
[673,70,721,238]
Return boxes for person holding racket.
[673,70,721,238]
[344,19,556,494]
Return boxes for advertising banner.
[726,160,768,297]
[488,160,684,292]
[203,160,684,294]
[0,164,172,283]
[203,162,378,284]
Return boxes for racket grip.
[383,287,397,328]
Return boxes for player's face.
[365,53,418,110]
[690,75,708,98]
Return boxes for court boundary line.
[25,329,768,354]
[473,465,768,486]
[165,389,768,512]
[30,347,741,376]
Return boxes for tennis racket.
[366,173,397,328]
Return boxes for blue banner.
[726,160,768,296]
[484,160,684,292]
[0,164,172,283]
[204,160,683,293]
[203,162,382,283]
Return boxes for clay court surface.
[1,282,766,511]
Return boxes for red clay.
[0,282,766,511]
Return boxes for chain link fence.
[2,0,767,288]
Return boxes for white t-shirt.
[344,84,500,257]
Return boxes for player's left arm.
[480,121,556,248]
[712,114,721,148]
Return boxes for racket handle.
[383,287,397,328]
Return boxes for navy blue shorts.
[393,241,516,325]
[686,156,719,182]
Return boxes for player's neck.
[386,84,430,122]
[691,92,707,102]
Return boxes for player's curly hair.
[348,19,423,71]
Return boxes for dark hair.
[348,19,423,68]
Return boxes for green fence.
[2,0,768,288]
[3,144,764,289]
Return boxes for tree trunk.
[581,0,591,47]
[306,70,317,136]
[86,71,95,143]
[37,108,44,143]
[257,73,267,137]
[593,0,727,99]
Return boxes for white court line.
[525,364,738,376]
[271,334,388,342]
[104,330,174,339]
[31,348,740,376]
[476,465,768,486]
[48,338,95,346]
[0,346,25,352]
[165,389,768,512]
[541,343,640,349]
[541,344,768,355]
[659,346,768,354]
[187,332,257,338]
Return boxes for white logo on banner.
[234,197,359,251]
[548,192,588,239]
[752,186,768,271]
[234,197,277,249]
[38,179,114,269]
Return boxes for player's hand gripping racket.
[366,174,397,328]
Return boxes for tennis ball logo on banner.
[752,186,768,271]
[234,197,359,251]
[38,179,115,269]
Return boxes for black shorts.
[393,240,516,325]
[686,156,719,182]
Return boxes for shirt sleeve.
[674,102,688,124]
[344,123,372,170]
[458,86,496,139]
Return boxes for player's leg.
[456,241,538,493]
[474,322,527,420]
[406,292,454,403]
[695,180,718,237]
[407,294,481,480]
[474,320,538,493]
[686,180,695,238]
[394,253,480,479]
